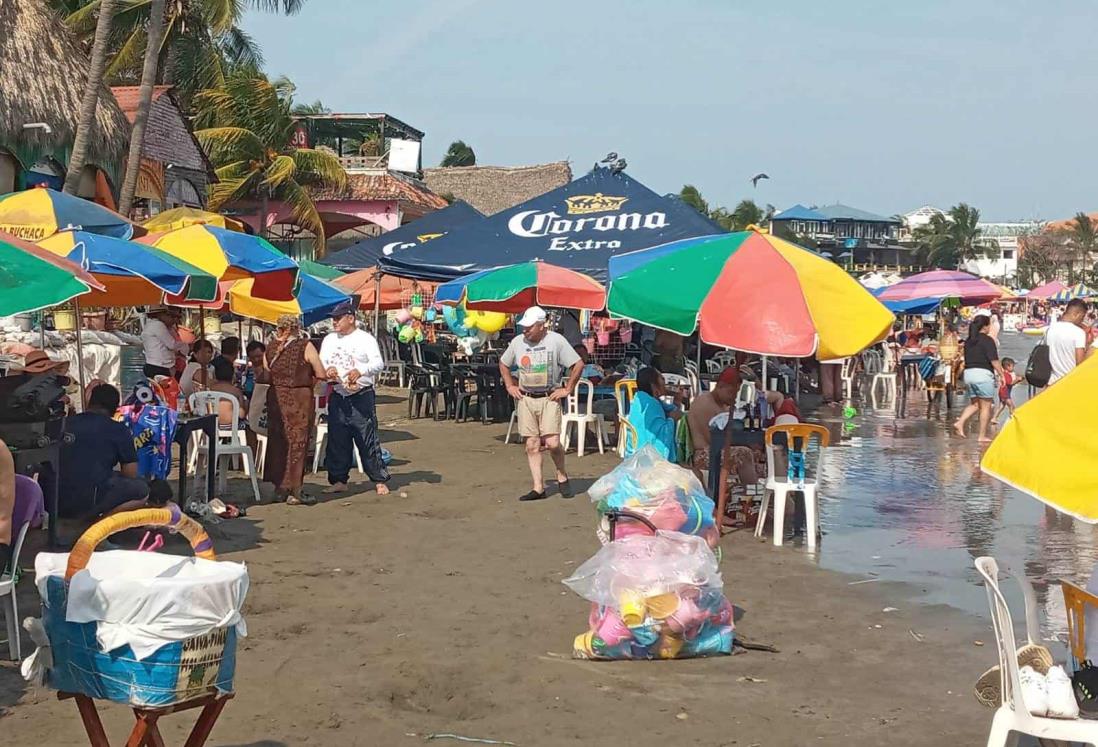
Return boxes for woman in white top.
[179,339,216,396]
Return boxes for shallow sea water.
[806,334,1095,637]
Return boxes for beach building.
[424,162,572,215]
[229,113,448,259]
[771,203,908,266]
[963,222,1040,282]
[110,86,215,218]
[0,0,130,202]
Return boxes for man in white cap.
[499,306,584,501]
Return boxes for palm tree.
[62,0,120,195]
[118,0,167,215]
[52,0,305,107]
[440,141,476,167]
[679,185,709,216]
[193,72,346,250]
[730,199,765,231]
[1068,212,1097,283]
[912,203,996,269]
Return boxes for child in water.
[993,357,1017,425]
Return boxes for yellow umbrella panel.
[143,207,246,233]
[981,354,1098,522]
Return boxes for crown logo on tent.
[417,232,444,243]
[565,193,628,215]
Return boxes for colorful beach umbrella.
[333,268,439,311]
[142,207,245,233]
[0,187,143,240]
[607,230,894,358]
[297,259,345,281]
[982,354,1098,523]
[0,231,97,315]
[227,274,354,326]
[876,270,1002,305]
[1026,280,1068,300]
[437,261,606,312]
[38,230,219,306]
[140,225,299,301]
[1050,283,1094,303]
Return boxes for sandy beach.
[0,389,1002,746]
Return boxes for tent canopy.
[377,169,725,282]
[322,200,483,270]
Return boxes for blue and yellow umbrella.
[38,230,219,306]
[0,187,142,241]
[227,274,354,326]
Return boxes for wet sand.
[0,390,1002,746]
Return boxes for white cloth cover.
[35,550,249,660]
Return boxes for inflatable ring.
[65,505,216,580]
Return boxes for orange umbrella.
[333,268,438,311]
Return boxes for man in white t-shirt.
[499,306,584,502]
[319,301,390,495]
[140,306,189,378]
[1046,299,1089,385]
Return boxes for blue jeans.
[325,388,390,485]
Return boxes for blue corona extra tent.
[322,200,483,270]
[377,169,725,282]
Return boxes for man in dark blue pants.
[320,302,391,495]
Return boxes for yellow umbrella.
[143,207,245,233]
[981,354,1098,522]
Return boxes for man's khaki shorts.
[516,396,562,438]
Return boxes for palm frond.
[262,154,297,189]
[291,148,347,190]
[207,162,262,209]
[219,25,264,70]
[63,0,104,37]
[106,26,146,79]
[247,0,306,15]
[194,127,266,162]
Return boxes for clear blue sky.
[245,0,1098,222]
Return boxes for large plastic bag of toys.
[563,531,734,660]
[588,445,718,548]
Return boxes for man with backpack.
[1045,299,1089,385]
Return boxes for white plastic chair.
[504,409,521,444]
[704,359,722,375]
[190,392,261,503]
[755,424,830,550]
[871,344,899,407]
[839,357,857,401]
[560,380,606,457]
[975,556,1098,746]
[713,350,735,367]
[379,334,406,388]
[0,521,31,659]
[311,383,363,474]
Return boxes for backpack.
[1025,340,1052,388]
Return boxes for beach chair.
[871,344,898,408]
[189,392,261,503]
[1,475,41,660]
[1061,580,1098,671]
[976,557,1098,746]
[613,380,638,457]
[560,380,607,457]
[755,424,830,550]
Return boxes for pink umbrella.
[877,270,1003,305]
[1026,280,1068,300]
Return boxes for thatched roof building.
[423,161,572,215]
[310,171,449,220]
[0,0,130,189]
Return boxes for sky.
[245,0,1098,222]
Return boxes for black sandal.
[519,489,548,502]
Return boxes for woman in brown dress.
[261,315,326,505]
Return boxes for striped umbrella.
[1050,283,1094,303]
[876,270,1003,305]
[437,261,606,312]
[607,230,893,358]
[227,274,355,326]
[1026,280,1068,300]
[0,187,143,240]
[140,225,299,301]
[38,230,218,305]
[0,231,99,315]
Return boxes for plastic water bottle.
[176,391,187,415]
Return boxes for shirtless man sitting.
[687,368,759,490]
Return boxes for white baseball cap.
[517,306,547,327]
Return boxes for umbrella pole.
[373,270,382,334]
[795,359,800,402]
[39,310,46,350]
[762,354,768,390]
[73,297,87,410]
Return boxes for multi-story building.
[771,203,907,265]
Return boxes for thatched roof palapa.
[309,171,449,218]
[423,161,572,215]
[0,0,130,181]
